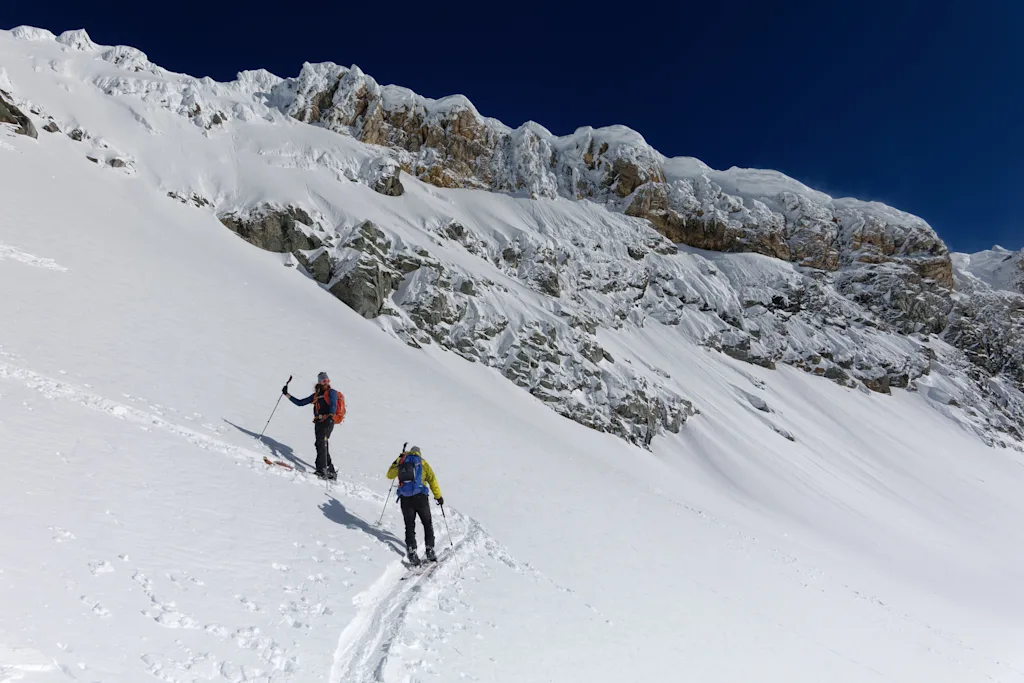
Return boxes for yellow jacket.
[387,456,443,499]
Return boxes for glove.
[282,385,289,396]
[436,497,444,506]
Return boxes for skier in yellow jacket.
[386,445,443,566]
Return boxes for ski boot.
[407,549,421,567]
[424,547,437,562]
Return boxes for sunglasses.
[318,378,330,384]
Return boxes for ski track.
[6,356,994,681]
[0,357,584,681]
[0,242,69,271]
[0,358,378,503]
[329,518,486,683]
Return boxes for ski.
[263,456,294,470]
[400,550,447,580]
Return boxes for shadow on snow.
[223,419,314,472]
[320,497,405,556]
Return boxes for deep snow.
[2,26,1024,683]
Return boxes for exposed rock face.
[323,221,400,319]
[274,64,667,204]
[274,65,957,350]
[228,194,1008,448]
[12,36,1018,450]
[0,90,37,138]
[945,269,1024,395]
[219,206,323,254]
[328,252,397,319]
[363,157,404,197]
[294,248,332,284]
[270,213,697,447]
[624,181,790,261]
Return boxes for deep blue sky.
[4,1,1022,251]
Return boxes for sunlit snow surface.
[2,26,1024,683]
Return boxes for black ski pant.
[314,418,335,474]
[399,493,434,551]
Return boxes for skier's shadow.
[320,497,404,556]
[223,420,313,472]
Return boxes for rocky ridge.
[3,26,1022,449]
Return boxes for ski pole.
[440,504,461,575]
[440,505,455,551]
[258,375,292,443]
[375,442,406,526]
[376,481,394,526]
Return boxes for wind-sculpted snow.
[1,25,1021,450]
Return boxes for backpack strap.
[314,389,331,418]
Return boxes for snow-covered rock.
[56,29,101,51]
[953,246,1024,294]
[0,88,36,138]
[0,25,1019,451]
[219,205,325,254]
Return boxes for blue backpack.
[396,454,427,497]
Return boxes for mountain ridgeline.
[3,25,1022,449]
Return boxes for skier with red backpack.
[386,446,444,566]
[283,372,345,480]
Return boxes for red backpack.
[316,389,347,424]
[331,391,347,424]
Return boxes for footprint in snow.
[271,563,290,572]
[166,570,204,588]
[132,571,154,594]
[204,623,229,637]
[234,596,261,612]
[88,560,114,576]
[49,526,75,542]
[146,602,199,628]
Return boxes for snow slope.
[3,26,1024,683]
[954,246,1024,294]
